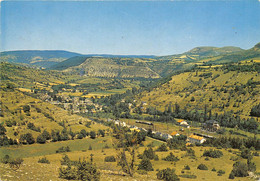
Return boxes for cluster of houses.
[106,118,217,145]
[40,93,103,114]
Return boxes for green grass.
[0,136,113,158]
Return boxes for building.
[170,131,180,137]
[203,120,220,132]
[188,135,206,144]
[177,119,190,128]
[162,133,173,140]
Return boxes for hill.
[50,57,161,78]
[137,61,260,120]
[49,45,250,78]
[0,50,82,68]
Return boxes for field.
[0,135,259,181]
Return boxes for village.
[106,118,220,146]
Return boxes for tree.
[157,168,180,181]
[157,143,168,152]
[115,128,139,177]
[20,133,35,144]
[138,157,154,171]
[98,129,105,137]
[163,152,179,162]
[80,129,87,137]
[37,134,46,144]
[230,161,248,177]
[89,131,96,139]
[23,105,30,113]
[203,149,223,158]
[0,124,6,135]
[250,103,260,117]
[42,129,51,140]
[197,164,208,170]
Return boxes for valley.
[0,43,260,181]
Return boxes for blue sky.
[1,1,260,55]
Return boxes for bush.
[179,174,197,179]
[56,146,71,153]
[163,152,179,162]
[184,165,190,170]
[197,164,208,170]
[231,161,248,177]
[203,149,223,158]
[139,147,156,160]
[157,143,168,152]
[217,170,225,176]
[59,157,100,181]
[37,134,46,144]
[38,157,50,164]
[8,158,24,170]
[138,157,154,171]
[211,167,216,172]
[19,133,35,144]
[157,168,180,181]
[2,154,10,164]
[228,172,235,179]
[90,131,96,139]
[104,156,116,162]
[136,169,147,175]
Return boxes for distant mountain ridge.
[0,50,83,68]
[2,43,260,79]
[0,50,155,68]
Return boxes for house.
[188,135,206,144]
[203,120,220,132]
[130,128,140,132]
[155,132,163,137]
[162,133,173,140]
[177,119,190,128]
[170,131,180,137]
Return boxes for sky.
[1,0,260,55]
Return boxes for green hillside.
[137,61,260,120]
[0,50,82,68]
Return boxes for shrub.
[203,149,223,158]
[2,154,10,164]
[154,155,159,161]
[104,156,116,162]
[211,167,216,172]
[56,146,71,153]
[59,158,100,181]
[19,133,35,144]
[217,169,225,176]
[197,164,208,170]
[140,147,156,160]
[231,161,248,177]
[184,165,190,170]
[163,152,179,162]
[8,158,24,170]
[157,168,180,181]
[37,134,46,144]
[228,172,235,179]
[89,131,96,139]
[179,174,197,179]
[136,169,147,175]
[88,145,92,150]
[138,157,154,171]
[38,157,50,164]
[157,143,168,152]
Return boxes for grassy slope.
[138,64,260,119]
[0,90,108,140]
[0,136,258,181]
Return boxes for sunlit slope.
[0,89,107,140]
[138,63,260,118]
